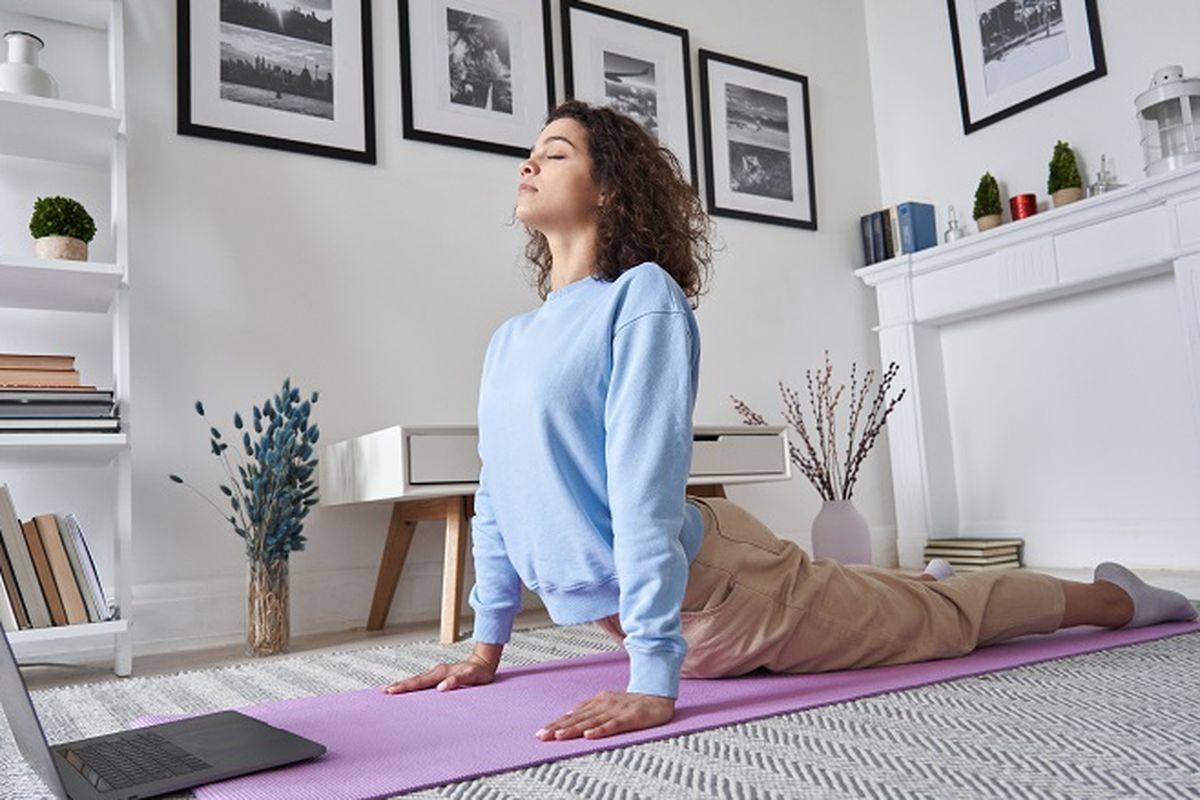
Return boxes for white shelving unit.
[0,0,131,675]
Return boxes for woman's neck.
[546,229,599,291]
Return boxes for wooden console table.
[320,425,788,643]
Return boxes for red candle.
[1010,193,1037,220]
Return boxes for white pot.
[811,499,872,565]
[0,30,59,99]
[34,236,87,261]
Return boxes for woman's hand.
[536,690,675,741]
[383,654,496,694]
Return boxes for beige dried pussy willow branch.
[730,351,906,501]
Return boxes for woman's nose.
[519,159,536,176]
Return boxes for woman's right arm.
[384,464,519,694]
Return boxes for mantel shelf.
[0,256,123,313]
[0,0,112,29]
[0,92,120,165]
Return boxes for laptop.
[1,627,326,799]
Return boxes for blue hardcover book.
[898,202,937,253]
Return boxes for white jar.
[0,30,59,99]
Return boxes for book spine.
[0,486,51,628]
[887,206,903,255]
[22,519,65,626]
[58,514,99,623]
[35,514,88,625]
[879,210,894,259]
[0,550,17,631]
[66,514,110,621]
[860,215,875,265]
[870,212,885,262]
[0,535,30,628]
[899,202,938,253]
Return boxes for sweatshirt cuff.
[471,607,519,644]
[625,647,685,699]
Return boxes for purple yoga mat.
[136,621,1199,800]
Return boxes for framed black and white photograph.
[400,0,554,157]
[561,1,697,186]
[177,0,375,163]
[948,0,1106,134]
[698,50,816,230]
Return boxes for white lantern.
[1135,65,1200,177]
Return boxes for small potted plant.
[29,195,96,261]
[973,172,1003,231]
[1048,140,1084,207]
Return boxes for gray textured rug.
[3,620,1199,799]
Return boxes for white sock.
[1094,562,1198,629]
[922,558,955,581]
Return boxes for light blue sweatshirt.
[468,262,704,698]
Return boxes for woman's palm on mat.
[383,661,675,740]
[383,657,495,694]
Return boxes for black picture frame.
[177,0,376,164]
[698,49,817,230]
[561,0,697,187]
[399,0,555,158]
[948,0,1106,135]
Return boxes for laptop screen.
[0,627,70,798]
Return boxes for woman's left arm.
[538,309,699,741]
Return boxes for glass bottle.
[943,204,965,243]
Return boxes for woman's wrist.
[468,642,504,672]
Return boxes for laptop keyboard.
[62,731,211,792]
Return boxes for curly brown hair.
[523,100,712,308]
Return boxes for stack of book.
[0,353,118,433]
[0,484,113,631]
[860,201,937,266]
[923,537,1024,573]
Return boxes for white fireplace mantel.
[855,163,1200,569]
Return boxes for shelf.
[0,0,112,30]
[8,618,127,646]
[0,255,122,312]
[0,433,126,466]
[0,92,120,165]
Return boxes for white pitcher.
[0,30,59,98]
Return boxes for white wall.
[863,1,1200,568]
[2,1,892,655]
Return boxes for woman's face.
[516,117,604,235]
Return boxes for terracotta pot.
[34,235,87,261]
[811,500,872,565]
[975,213,1003,231]
[1051,186,1084,208]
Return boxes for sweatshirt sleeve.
[604,310,698,699]
[467,462,524,644]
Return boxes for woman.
[384,101,1196,742]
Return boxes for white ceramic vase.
[0,30,59,99]
[811,499,872,564]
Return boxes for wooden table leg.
[366,502,416,631]
[440,496,469,643]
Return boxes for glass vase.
[246,557,290,657]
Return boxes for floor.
[20,567,1199,692]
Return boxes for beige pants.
[596,496,1066,679]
